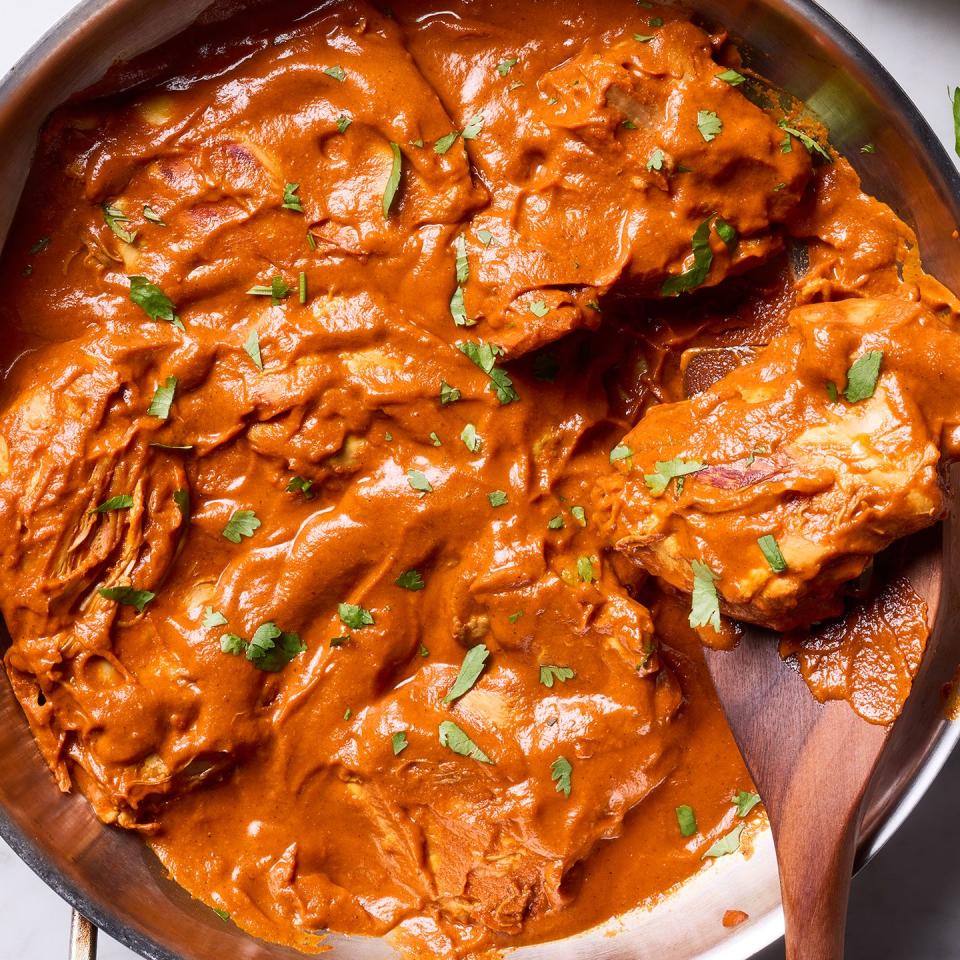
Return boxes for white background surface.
[1,1,959,958]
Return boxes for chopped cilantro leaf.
[143,205,166,225]
[174,489,190,521]
[395,569,425,591]
[339,602,374,629]
[282,182,303,212]
[458,340,519,405]
[609,443,633,463]
[439,720,493,763]
[734,790,762,818]
[714,218,738,249]
[383,142,402,218]
[661,216,715,296]
[716,68,746,86]
[129,276,182,329]
[92,494,133,513]
[323,65,346,82]
[460,423,481,452]
[98,585,155,613]
[203,607,228,629]
[147,376,177,419]
[703,823,745,859]
[676,804,698,837]
[757,534,787,573]
[103,204,137,244]
[286,476,314,499]
[778,120,831,161]
[454,234,469,283]
[551,756,573,797]
[462,114,484,140]
[244,328,263,371]
[647,147,665,171]
[487,490,508,507]
[440,380,461,405]
[539,664,575,688]
[477,229,495,246]
[576,556,596,582]
[450,285,472,327]
[443,643,490,703]
[434,131,460,155]
[843,350,883,403]
[571,505,587,526]
[697,110,722,142]
[689,560,720,631]
[547,514,565,530]
[391,731,409,755]
[644,457,704,495]
[336,114,352,133]
[634,33,654,43]
[529,299,550,317]
[407,469,433,494]
[497,58,518,76]
[222,509,261,543]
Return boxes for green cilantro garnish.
[244,328,263,371]
[861,143,876,154]
[391,731,409,755]
[92,494,133,513]
[644,457,704,495]
[454,234,469,283]
[147,376,177,419]
[450,285,471,326]
[676,804,698,837]
[443,643,490,703]
[222,509,261,543]
[539,664,575,687]
[104,204,137,244]
[689,560,720,631]
[551,756,573,797]
[435,131,460,155]
[661,216,715,296]
[778,120,831,161]
[576,556,595,582]
[648,15,664,26]
[508,610,523,623]
[460,423,481,452]
[702,823,745,859]
[647,148,665,171]
[462,114,484,140]
[634,33,654,42]
[383,142,402,218]
[714,218,738,249]
[826,380,839,402]
[395,569,425,591]
[458,341,519,405]
[143,205,166,225]
[247,276,290,304]
[344,707,353,720]
[487,490,508,507]
[98,585,155,613]
[430,431,442,446]
[529,299,550,317]
[282,182,303,212]
[547,514,565,530]
[221,621,306,672]
[286,476,314,499]
[323,65,346,82]
[697,110,722,142]
[439,720,493,763]
[843,350,883,402]
[213,909,230,922]
[477,229,495,246]
[440,380,461,405]
[174,489,190,521]
[952,87,960,158]
[734,790,762,817]
[336,114,352,133]
[407,469,433,494]
[716,68,745,86]
[129,276,183,329]
[339,602,374,629]
[497,58,518,76]
[609,443,633,463]
[571,505,587,526]
[203,607,228,628]
[298,271,307,305]
[757,534,787,573]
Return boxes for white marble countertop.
[1,1,959,958]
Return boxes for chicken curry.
[0,0,958,956]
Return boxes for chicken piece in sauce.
[598,297,960,631]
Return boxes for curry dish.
[1,0,958,956]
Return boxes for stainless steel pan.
[3,1,960,958]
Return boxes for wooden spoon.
[703,634,889,960]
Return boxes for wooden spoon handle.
[780,810,856,960]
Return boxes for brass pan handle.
[69,910,98,960]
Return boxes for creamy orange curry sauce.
[1,0,959,956]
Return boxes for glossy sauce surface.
[0,0,955,956]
